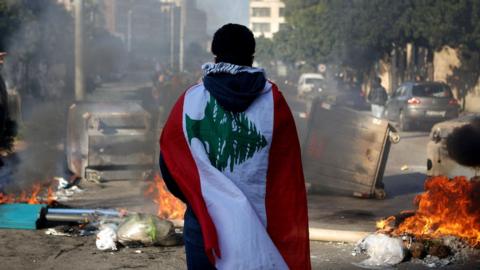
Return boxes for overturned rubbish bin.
[302,100,399,198]
[66,102,155,182]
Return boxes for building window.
[252,7,271,17]
[252,23,271,33]
[279,7,285,17]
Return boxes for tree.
[273,0,480,95]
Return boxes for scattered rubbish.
[55,177,69,189]
[401,165,409,171]
[117,213,178,247]
[352,234,405,268]
[0,203,47,230]
[421,255,452,268]
[135,250,142,254]
[45,224,97,237]
[45,208,124,223]
[53,177,84,202]
[45,228,72,237]
[96,223,118,251]
[0,202,125,230]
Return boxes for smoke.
[446,118,480,168]
[0,1,74,190]
[196,0,249,34]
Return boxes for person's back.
[368,77,388,118]
[368,84,387,106]
[160,24,310,270]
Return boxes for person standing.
[368,77,388,118]
[159,24,311,270]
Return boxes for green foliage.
[255,36,275,70]
[273,0,480,79]
[185,95,267,172]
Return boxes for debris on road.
[374,176,480,267]
[352,233,405,268]
[420,255,452,268]
[401,165,409,171]
[96,223,118,251]
[45,228,72,237]
[53,177,84,202]
[117,213,178,247]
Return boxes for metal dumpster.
[302,100,399,198]
[66,102,155,182]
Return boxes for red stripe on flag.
[160,91,221,263]
[266,83,311,269]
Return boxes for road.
[0,81,478,269]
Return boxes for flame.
[378,176,480,246]
[145,173,186,220]
[376,216,396,232]
[0,182,57,205]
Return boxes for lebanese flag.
[160,81,310,270]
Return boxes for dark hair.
[211,24,255,66]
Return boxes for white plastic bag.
[353,234,405,269]
[116,213,176,246]
[96,223,118,251]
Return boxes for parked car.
[426,114,479,178]
[297,73,326,97]
[384,82,459,131]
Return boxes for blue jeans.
[184,207,216,270]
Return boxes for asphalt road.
[0,80,478,269]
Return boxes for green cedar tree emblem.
[185,95,267,172]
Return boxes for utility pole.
[169,4,175,70]
[127,9,132,53]
[179,0,186,72]
[74,0,85,101]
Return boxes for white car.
[426,114,479,178]
[297,73,325,97]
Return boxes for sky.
[196,0,249,35]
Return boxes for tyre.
[399,110,410,131]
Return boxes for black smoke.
[446,118,480,168]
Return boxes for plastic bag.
[96,223,118,251]
[353,234,405,269]
[116,213,176,246]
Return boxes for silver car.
[385,82,459,131]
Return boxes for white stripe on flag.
[183,83,287,269]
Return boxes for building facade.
[102,0,207,70]
[249,0,285,38]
